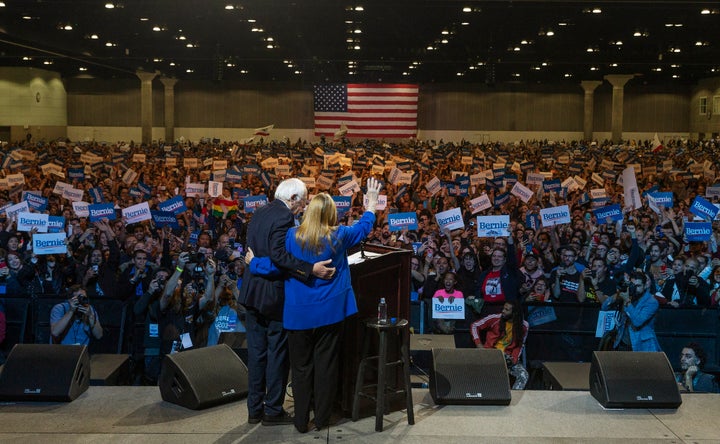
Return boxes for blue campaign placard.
[388,212,418,232]
[151,210,180,229]
[592,204,624,224]
[159,195,187,215]
[88,202,117,222]
[332,196,352,218]
[89,187,104,203]
[542,179,561,193]
[25,193,48,212]
[648,192,673,208]
[689,195,719,221]
[243,195,268,213]
[47,216,65,233]
[685,222,712,242]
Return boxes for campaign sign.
[121,202,151,224]
[469,194,492,214]
[33,232,68,255]
[244,195,268,213]
[526,172,545,185]
[476,215,510,238]
[706,186,720,199]
[72,201,90,218]
[540,205,571,227]
[185,183,205,198]
[362,193,387,211]
[151,211,180,229]
[208,181,223,198]
[425,176,442,196]
[648,192,673,208]
[432,296,465,320]
[62,187,84,202]
[338,180,360,196]
[17,211,49,233]
[690,195,719,221]
[542,179,561,193]
[622,166,642,210]
[593,204,624,224]
[494,192,510,207]
[48,216,65,233]
[332,196,352,219]
[526,214,540,231]
[25,193,48,212]
[89,187,104,203]
[88,203,117,222]
[388,212,418,232]
[225,169,243,183]
[159,195,188,215]
[435,207,464,231]
[510,182,533,203]
[3,201,30,219]
[685,222,713,242]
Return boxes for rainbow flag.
[212,198,239,217]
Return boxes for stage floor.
[0,387,718,443]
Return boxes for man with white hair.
[239,178,335,426]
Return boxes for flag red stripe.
[314,116,417,122]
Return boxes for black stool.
[352,318,414,432]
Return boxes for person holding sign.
[245,177,382,433]
[477,233,520,303]
[432,271,463,334]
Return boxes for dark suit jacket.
[238,199,313,320]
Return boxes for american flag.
[313,84,418,139]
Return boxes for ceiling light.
[671,47,681,53]
[43,60,53,65]
[541,62,548,66]
[105,3,115,9]
[247,19,256,23]
[564,73,572,77]
[469,66,476,70]
[354,45,361,50]
[590,66,598,71]
[674,23,683,27]
[186,69,193,73]
[610,63,618,67]
[633,30,642,37]
[546,30,554,36]
[652,67,662,72]
[266,37,274,41]
[287,64,293,68]
[63,24,73,31]
[461,22,469,26]
[267,44,274,49]
[240,70,248,74]
[513,46,520,51]
[354,29,362,34]
[178,35,186,40]
[348,71,356,75]
[558,22,568,26]
[413,61,420,65]
[169,62,176,66]
[512,73,521,78]
[614,40,623,46]
[592,8,602,14]
[354,6,364,12]
[294,70,302,74]
[22,56,31,61]
[89,33,99,39]
[0,2,5,6]
[153,58,162,62]
[441,30,449,35]
[701,9,710,15]
[186,43,195,48]
[402,72,409,76]
[456,72,464,76]
[670,64,680,68]
[105,42,115,47]
[225,4,235,10]
[672,74,679,79]
[79,67,87,71]
[586,47,594,53]
[152,26,162,32]
[532,66,541,71]
[22,16,32,20]
[139,17,149,22]
[462,7,471,13]
[441,39,448,44]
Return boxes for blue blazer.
[251,211,375,330]
[622,291,661,352]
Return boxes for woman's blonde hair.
[295,193,337,254]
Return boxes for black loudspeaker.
[159,344,249,410]
[429,348,511,405]
[0,344,90,402]
[590,351,682,409]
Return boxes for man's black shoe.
[262,411,293,426]
[248,415,262,425]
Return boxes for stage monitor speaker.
[159,344,248,410]
[590,351,682,409]
[0,344,90,402]
[429,348,511,405]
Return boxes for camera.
[76,294,89,307]
[226,270,238,281]
[92,264,99,272]
[617,280,635,295]
[188,252,206,265]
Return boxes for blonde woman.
[246,177,381,433]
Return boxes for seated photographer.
[657,257,710,307]
[154,252,214,356]
[50,285,103,346]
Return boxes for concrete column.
[136,70,158,145]
[580,80,602,142]
[159,77,178,143]
[603,74,634,143]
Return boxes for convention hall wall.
[0,67,705,143]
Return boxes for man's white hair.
[274,177,307,202]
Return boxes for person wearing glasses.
[551,246,586,303]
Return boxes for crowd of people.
[1,135,720,405]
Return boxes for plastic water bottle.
[377,297,388,324]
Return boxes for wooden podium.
[338,243,411,416]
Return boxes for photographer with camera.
[50,285,103,345]
[154,251,214,358]
[205,263,245,347]
[601,270,661,352]
[133,267,170,384]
